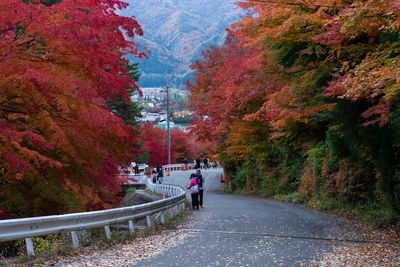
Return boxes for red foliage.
[2,153,30,172]
[138,124,202,165]
[0,208,8,220]
[170,129,196,162]
[138,124,173,165]
[0,0,145,217]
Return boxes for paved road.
[133,169,357,266]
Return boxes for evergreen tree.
[107,63,143,127]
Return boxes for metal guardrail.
[163,163,194,172]
[162,162,221,172]
[0,180,186,257]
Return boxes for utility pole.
[166,85,171,165]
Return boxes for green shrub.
[122,188,136,204]
[274,192,306,204]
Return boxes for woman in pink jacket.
[187,173,200,210]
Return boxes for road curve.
[133,169,357,266]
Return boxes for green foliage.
[234,161,251,190]
[189,0,400,225]
[15,234,67,256]
[106,63,143,128]
[308,195,399,224]
[274,192,306,204]
[305,142,326,177]
[259,176,282,198]
[122,188,136,204]
[173,97,188,112]
[135,150,149,164]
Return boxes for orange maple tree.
[189,0,400,219]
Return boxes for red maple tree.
[0,0,145,217]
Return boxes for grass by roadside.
[224,186,399,227]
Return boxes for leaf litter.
[316,224,400,266]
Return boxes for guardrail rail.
[0,180,186,257]
[162,162,221,172]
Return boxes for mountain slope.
[120,0,240,88]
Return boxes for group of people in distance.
[151,162,164,184]
[184,156,218,170]
[119,162,139,175]
[187,168,205,210]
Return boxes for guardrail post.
[160,212,165,224]
[0,180,184,250]
[71,231,79,248]
[25,238,35,257]
[146,215,151,228]
[128,220,135,233]
[104,226,111,239]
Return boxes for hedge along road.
[132,169,364,266]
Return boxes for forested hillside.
[189,0,400,224]
[120,0,239,88]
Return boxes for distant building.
[139,112,161,122]
[159,110,167,121]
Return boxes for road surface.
[133,169,359,266]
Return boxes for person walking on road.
[195,156,201,169]
[196,169,205,208]
[187,173,200,210]
[203,157,209,169]
[213,159,217,168]
[183,157,188,169]
[156,162,163,184]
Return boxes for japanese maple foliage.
[189,0,400,219]
[138,124,173,166]
[137,124,205,166]
[0,0,144,217]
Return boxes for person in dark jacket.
[134,164,139,174]
[183,157,188,168]
[203,157,209,169]
[156,163,163,183]
[195,156,201,169]
[196,169,205,208]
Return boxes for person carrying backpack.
[187,173,200,210]
[196,169,205,208]
[156,162,163,183]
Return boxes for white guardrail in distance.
[162,163,193,172]
[0,179,186,257]
[162,162,221,172]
